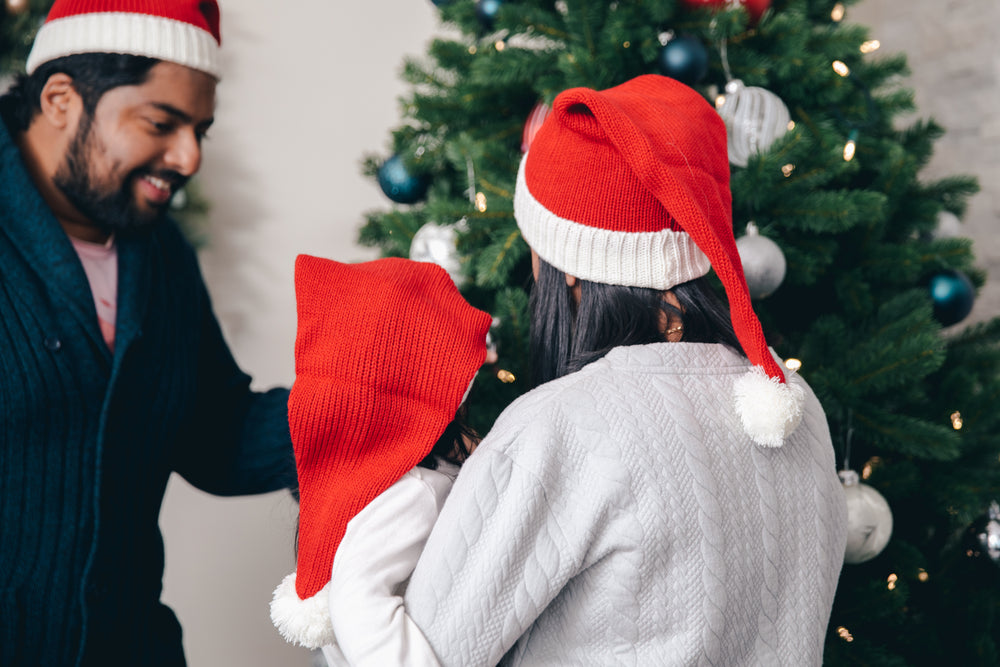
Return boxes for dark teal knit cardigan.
[0,120,296,666]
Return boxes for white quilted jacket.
[405,342,847,666]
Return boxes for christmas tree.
[362,0,1000,663]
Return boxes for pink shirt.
[69,235,118,352]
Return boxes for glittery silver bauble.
[409,221,466,287]
[717,79,790,167]
[736,222,786,299]
[840,469,893,564]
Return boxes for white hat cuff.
[514,155,712,290]
[26,12,220,77]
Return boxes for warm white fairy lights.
[860,40,881,54]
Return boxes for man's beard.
[53,115,187,236]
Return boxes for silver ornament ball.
[840,469,893,564]
[972,501,1000,564]
[409,221,466,288]
[717,79,791,168]
[736,222,786,299]
[932,210,963,240]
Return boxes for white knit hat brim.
[26,12,221,77]
[514,154,712,290]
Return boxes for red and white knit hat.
[514,74,803,447]
[26,0,221,78]
[270,255,492,648]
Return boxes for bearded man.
[0,2,295,665]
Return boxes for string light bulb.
[468,45,478,54]
[950,411,963,430]
[887,573,897,591]
[918,569,929,582]
[836,626,854,642]
[497,369,516,383]
[785,358,802,372]
[860,40,881,54]
[476,192,488,212]
[494,40,506,52]
[832,60,850,77]
[781,163,795,177]
[831,3,846,22]
[843,130,858,162]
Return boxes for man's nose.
[163,128,202,177]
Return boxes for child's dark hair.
[416,403,478,470]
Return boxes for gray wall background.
[158,1,1000,665]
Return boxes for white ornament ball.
[932,210,963,239]
[717,79,791,167]
[839,469,893,564]
[409,221,466,287]
[736,222,786,299]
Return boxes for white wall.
[159,1,1000,666]
[158,2,438,666]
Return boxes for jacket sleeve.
[170,276,296,497]
[327,471,447,667]
[403,441,578,667]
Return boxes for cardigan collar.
[0,117,150,365]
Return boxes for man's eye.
[148,120,172,133]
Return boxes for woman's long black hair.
[529,257,745,387]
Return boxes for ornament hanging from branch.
[377,153,429,205]
[929,269,975,326]
[409,220,467,288]
[964,501,1000,566]
[475,0,503,29]
[715,41,791,167]
[680,0,772,24]
[840,469,893,564]
[716,79,790,167]
[657,33,709,86]
[736,222,786,299]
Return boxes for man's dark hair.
[0,53,159,132]
[529,257,745,387]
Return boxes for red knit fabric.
[44,0,221,44]
[523,74,785,384]
[290,256,492,600]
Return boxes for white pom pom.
[269,571,335,649]
[733,366,805,448]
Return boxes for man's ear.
[564,273,578,288]
[37,73,82,130]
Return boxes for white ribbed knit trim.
[26,13,220,78]
[270,571,335,649]
[514,155,712,290]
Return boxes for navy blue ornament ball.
[657,35,709,86]
[377,154,429,205]
[475,0,503,29]
[929,269,975,326]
